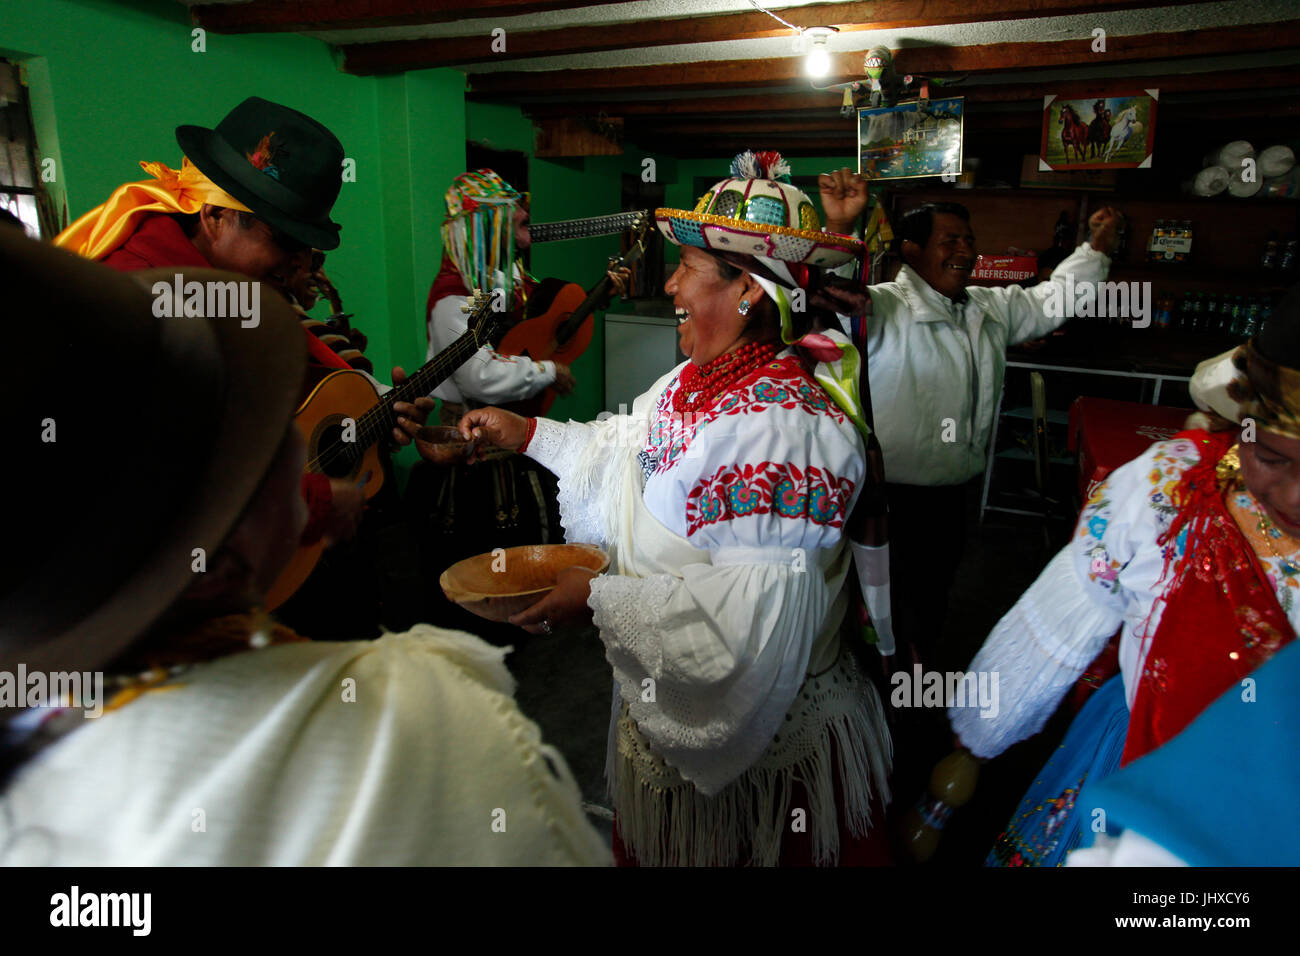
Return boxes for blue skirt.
[986,675,1129,867]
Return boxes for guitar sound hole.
[315,423,358,479]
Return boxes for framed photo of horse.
[1039,90,1158,171]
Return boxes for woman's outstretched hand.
[509,566,598,634]
[458,407,530,462]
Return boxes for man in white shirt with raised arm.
[818,169,1123,670]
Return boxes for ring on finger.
[540,619,553,635]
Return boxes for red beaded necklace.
[673,340,779,416]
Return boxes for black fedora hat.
[1,225,307,674]
[176,97,344,251]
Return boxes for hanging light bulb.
[803,27,836,78]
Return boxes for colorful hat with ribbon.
[440,169,524,302]
[655,151,862,268]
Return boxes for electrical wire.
[745,0,804,34]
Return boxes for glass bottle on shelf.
[1259,293,1279,338]
[1229,295,1246,336]
[1242,303,1263,343]
[1205,292,1220,333]
[1176,220,1192,263]
[1282,237,1299,274]
[1156,294,1173,330]
[1147,219,1165,264]
[1262,232,1280,271]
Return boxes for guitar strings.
[306,299,493,474]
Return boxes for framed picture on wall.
[856,97,963,181]
[1039,90,1158,170]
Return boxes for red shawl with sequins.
[1123,428,1296,764]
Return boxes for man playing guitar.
[410,169,629,643]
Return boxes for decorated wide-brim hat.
[656,151,862,268]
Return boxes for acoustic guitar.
[265,291,496,611]
[497,212,650,417]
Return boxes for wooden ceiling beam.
[190,0,641,34]
[635,118,860,135]
[662,136,855,150]
[466,21,1300,96]
[513,65,1300,119]
[519,92,846,118]
[340,0,1227,73]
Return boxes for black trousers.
[885,480,973,670]
[882,479,976,824]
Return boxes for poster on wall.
[1040,90,1158,170]
[857,97,963,180]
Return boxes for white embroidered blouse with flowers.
[950,436,1300,759]
[524,350,892,866]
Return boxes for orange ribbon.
[54,157,252,261]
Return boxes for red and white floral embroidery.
[684,460,856,536]
[642,357,845,477]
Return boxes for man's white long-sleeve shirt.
[864,242,1111,485]
[426,293,557,405]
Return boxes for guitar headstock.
[619,212,651,269]
[463,289,502,345]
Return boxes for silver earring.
[738,299,751,316]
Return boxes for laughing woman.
[448,154,895,866]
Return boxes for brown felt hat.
[0,225,306,674]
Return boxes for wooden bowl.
[439,543,609,623]
[414,425,475,465]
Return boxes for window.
[0,59,57,238]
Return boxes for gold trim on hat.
[655,208,865,253]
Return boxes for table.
[1069,395,1195,502]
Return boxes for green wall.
[1,0,465,392]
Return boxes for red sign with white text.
[971,255,1037,281]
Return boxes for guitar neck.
[530,210,649,244]
[555,276,613,345]
[354,328,482,447]
[554,235,647,345]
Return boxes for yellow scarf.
[54,157,252,261]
